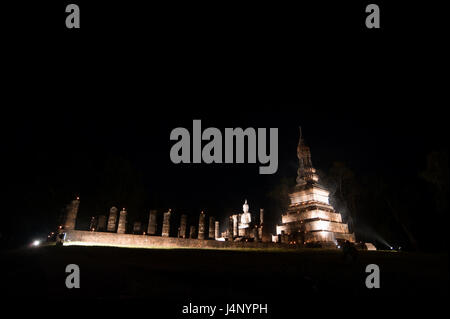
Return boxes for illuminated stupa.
[276,128,355,245]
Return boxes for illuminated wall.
[302,232,355,243]
[276,220,349,236]
[63,230,290,250]
[304,231,335,243]
[304,220,349,233]
[289,186,330,205]
[281,210,342,224]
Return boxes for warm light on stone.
[276,128,355,244]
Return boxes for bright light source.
[32,240,40,246]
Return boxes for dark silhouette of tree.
[375,177,419,250]
[321,162,360,232]
[420,150,449,217]
[267,177,292,224]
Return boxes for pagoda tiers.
[276,128,355,244]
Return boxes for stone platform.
[62,230,290,250]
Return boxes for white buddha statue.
[241,199,251,225]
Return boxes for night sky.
[2,1,446,250]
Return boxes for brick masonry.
[63,230,292,250]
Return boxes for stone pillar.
[97,215,107,231]
[253,226,259,240]
[147,210,157,235]
[64,197,80,230]
[107,206,118,232]
[259,208,264,241]
[189,225,196,239]
[198,211,206,240]
[215,221,220,239]
[208,216,215,239]
[162,209,171,237]
[179,214,187,238]
[228,216,234,240]
[117,208,127,234]
[89,216,97,231]
[232,215,238,238]
[133,221,142,234]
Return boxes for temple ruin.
[220,200,264,242]
[59,198,270,249]
[275,128,355,246]
[58,127,362,250]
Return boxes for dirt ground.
[1,246,447,316]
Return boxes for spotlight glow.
[32,240,40,246]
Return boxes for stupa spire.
[296,127,318,185]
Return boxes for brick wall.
[63,230,290,250]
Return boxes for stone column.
[228,216,234,240]
[117,208,127,234]
[133,221,142,234]
[215,221,220,239]
[147,210,157,235]
[259,208,264,241]
[232,215,239,238]
[89,216,97,231]
[97,215,107,231]
[162,209,171,237]
[253,226,259,240]
[64,196,80,230]
[198,211,206,240]
[179,214,187,238]
[107,206,118,232]
[189,225,196,239]
[208,216,215,239]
